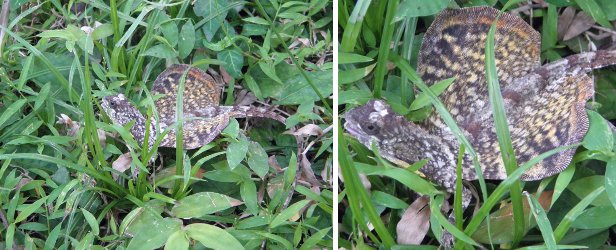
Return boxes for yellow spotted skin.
[102,65,286,150]
[416,7,598,181]
[344,6,616,193]
[152,64,220,126]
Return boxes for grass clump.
[0,0,333,249]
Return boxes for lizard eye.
[364,123,379,135]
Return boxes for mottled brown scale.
[419,7,541,140]
[344,7,616,195]
[102,65,285,150]
[152,64,221,126]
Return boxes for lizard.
[344,6,616,216]
[101,64,285,150]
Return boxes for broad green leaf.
[243,16,270,25]
[394,0,449,21]
[258,61,284,84]
[338,52,373,64]
[15,197,48,223]
[372,191,408,209]
[583,110,613,151]
[597,0,616,20]
[243,74,263,100]
[299,227,331,250]
[185,223,244,250]
[80,208,100,236]
[91,23,114,40]
[569,175,610,207]
[0,99,27,129]
[606,160,616,210]
[164,230,189,250]
[240,180,259,215]
[171,192,242,218]
[218,47,244,78]
[179,21,196,59]
[247,141,269,178]
[571,205,616,229]
[339,64,376,85]
[222,118,240,138]
[226,135,249,170]
[251,63,332,105]
[127,217,182,250]
[195,0,229,41]
[270,200,310,228]
[142,44,177,59]
[160,19,179,47]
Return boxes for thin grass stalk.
[173,67,190,195]
[79,40,108,173]
[524,192,557,249]
[338,124,394,247]
[340,0,371,52]
[372,0,398,98]
[485,12,525,246]
[553,186,605,243]
[454,145,465,230]
[400,17,417,107]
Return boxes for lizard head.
[101,94,153,146]
[101,94,144,127]
[344,99,391,146]
[344,99,440,166]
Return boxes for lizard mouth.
[343,120,376,147]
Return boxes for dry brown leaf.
[563,10,595,41]
[269,155,284,172]
[472,191,554,244]
[219,66,232,84]
[299,153,321,187]
[290,202,310,222]
[285,124,323,137]
[230,199,245,207]
[16,177,32,190]
[112,152,132,174]
[97,129,107,148]
[235,90,257,106]
[358,173,371,190]
[57,114,80,137]
[266,177,284,199]
[397,196,431,245]
[557,7,576,40]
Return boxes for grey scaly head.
[101,94,156,148]
[344,100,464,193]
[103,65,286,150]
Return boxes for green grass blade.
[372,0,398,98]
[340,0,372,52]
[553,186,605,243]
[338,122,395,247]
[525,192,557,250]
[485,10,524,245]
[463,144,579,237]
